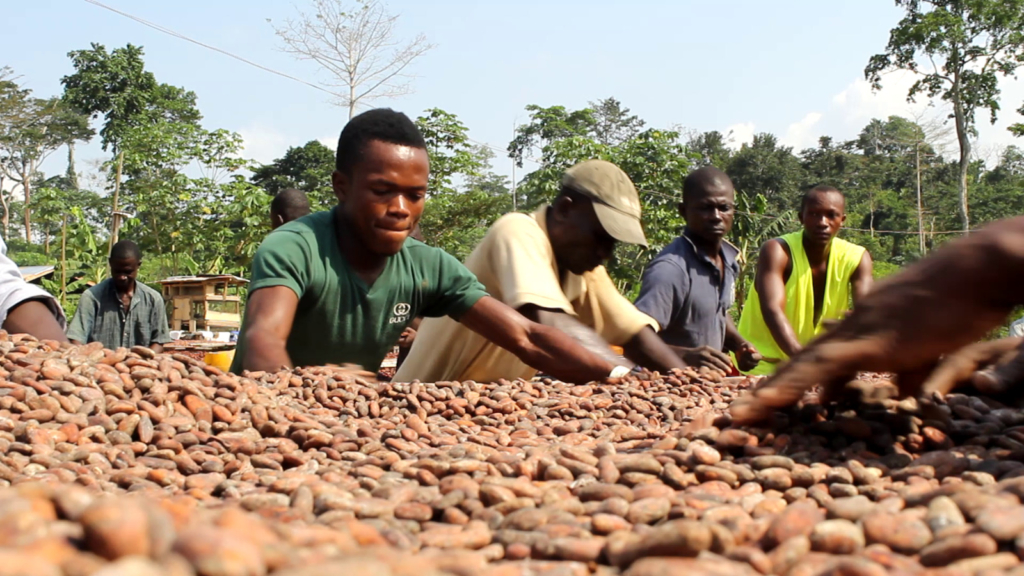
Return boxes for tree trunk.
[109,151,123,253]
[0,175,6,241]
[349,83,356,120]
[952,76,971,233]
[22,162,33,244]
[66,143,78,191]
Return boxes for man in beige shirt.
[395,160,686,383]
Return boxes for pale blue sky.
[9,0,1024,182]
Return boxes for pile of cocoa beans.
[2,334,1024,576]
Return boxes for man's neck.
[115,279,135,297]
[802,232,833,265]
[684,227,722,260]
[334,210,388,283]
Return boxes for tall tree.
[865,0,1024,232]
[0,73,93,242]
[61,43,201,152]
[250,140,336,211]
[271,0,435,119]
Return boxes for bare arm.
[756,239,802,357]
[621,326,686,372]
[518,304,632,368]
[851,250,873,303]
[459,296,615,383]
[5,299,68,343]
[723,315,748,353]
[149,343,164,354]
[238,286,298,372]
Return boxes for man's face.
[110,257,139,292]
[681,182,735,244]
[801,191,846,246]
[551,196,617,276]
[332,140,429,256]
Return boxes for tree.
[416,108,483,196]
[0,73,93,242]
[61,43,201,152]
[591,98,645,146]
[62,43,202,246]
[508,101,696,296]
[270,0,435,119]
[865,0,1024,232]
[250,140,336,210]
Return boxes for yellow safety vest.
[737,230,866,375]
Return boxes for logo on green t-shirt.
[390,302,411,324]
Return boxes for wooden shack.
[159,275,248,333]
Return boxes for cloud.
[723,122,755,149]
[780,112,823,150]
[829,71,934,130]
[238,124,292,165]
[317,135,337,150]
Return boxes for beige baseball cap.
[562,160,647,248]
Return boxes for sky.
[9,0,1024,184]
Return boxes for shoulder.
[488,212,544,239]
[136,282,164,302]
[645,239,689,275]
[268,211,333,247]
[833,236,868,262]
[760,237,790,259]
[83,281,108,301]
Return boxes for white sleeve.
[0,238,66,329]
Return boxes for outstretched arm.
[519,304,632,368]
[756,239,801,357]
[459,296,617,383]
[238,286,298,372]
[622,326,687,372]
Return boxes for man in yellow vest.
[737,185,873,375]
[730,215,1024,425]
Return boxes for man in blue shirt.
[635,167,760,373]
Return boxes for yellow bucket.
[204,349,235,371]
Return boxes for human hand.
[398,327,417,347]
[734,342,762,372]
[920,337,1024,398]
[680,345,734,373]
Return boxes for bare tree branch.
[270,0,436,118]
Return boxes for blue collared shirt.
[634,229,739,350]
[67,278,171,349]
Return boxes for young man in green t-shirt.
[232,108,630,382]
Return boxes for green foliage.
[250,140,335,211]
[61,43,201,152]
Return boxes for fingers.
[921,338,1023,396]
[703,347,734,373]
[730,336,885,425]
[972,340,1024,396]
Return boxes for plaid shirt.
[67,278,171,349]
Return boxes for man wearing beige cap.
[395,159,686,383]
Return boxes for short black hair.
[271,188,312,223]
[800,185,845,212]
[682,166,733,204]
[335,108,426,175]
[110,240,141,261]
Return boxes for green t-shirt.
[231,209,488,373]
